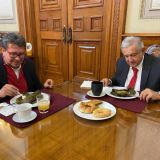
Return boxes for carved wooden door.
[34,0,107,84]
[34,0,68,84]
[68,0,106,81]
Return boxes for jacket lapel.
[140,55,152,91]
[121,65,129,86]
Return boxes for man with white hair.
[102,36,160,102]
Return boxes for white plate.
[105,86,139,99]
[10,92,48,108]
[12,111,37,123]
[87,90,106,97]
[73,100,116,120]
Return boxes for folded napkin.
[80,81,92,89]
[0,103,16,116]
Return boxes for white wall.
[0,0,159,33]
[125,0,160,33]
[0,0,19,32]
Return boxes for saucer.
[87,90,106,97]
[12,111,37,123]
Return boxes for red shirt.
[5,65,28,93]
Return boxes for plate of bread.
[73,99,116,120]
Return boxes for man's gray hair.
[121,36,144,53]
[2,32,26,50]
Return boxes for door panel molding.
[73,0,104,9]
[90,16,103,31]
[42,40,62,73]
[40,0,61,11]
[73,17,84,32]
[74,41,101,80]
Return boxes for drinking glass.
[36,94,50,114]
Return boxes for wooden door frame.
[16,0,40,76]
[100,0,128,79]
[16,0,128,80]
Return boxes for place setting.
[80,80,147,113]
[0,89,76,128]
[73,81,117,120]
[0,90,51,127]
[11,91,51,124]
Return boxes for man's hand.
[0,84,19,98]
[101,78,111,86]
[44,79,53,88]
[140,88,160,102]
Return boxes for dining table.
[0,81,160,160]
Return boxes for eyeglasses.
[6,51,26,59]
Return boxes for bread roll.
[79,100,102,114]
[93,108,111,118]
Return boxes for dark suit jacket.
[0,55,42,94]
[111,54,160,91]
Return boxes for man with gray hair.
[102,36,160,101]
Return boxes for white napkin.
[0,103,16,116]
[80,81,92,89]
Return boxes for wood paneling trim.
[73,0,104,9]
[100,0,128,79]
[122,33,160,37]
[16,0,39,76]
[16,0,37,57]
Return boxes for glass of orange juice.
[36,94,50,114]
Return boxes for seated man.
[102,36,160,95]
[0,32,53,100]
[145,44,160,57]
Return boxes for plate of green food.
[10,91,49,107]
[105,86,139,99]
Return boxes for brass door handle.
[63,25,67,44]
[67,27,72,44]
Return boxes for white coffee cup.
[16,103,32,120]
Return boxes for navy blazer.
[111,54,160,91]
[0,55,42,93]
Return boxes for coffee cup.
[16,103,32,120]
[91,81,103,96]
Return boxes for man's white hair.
[121,36,144,53]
